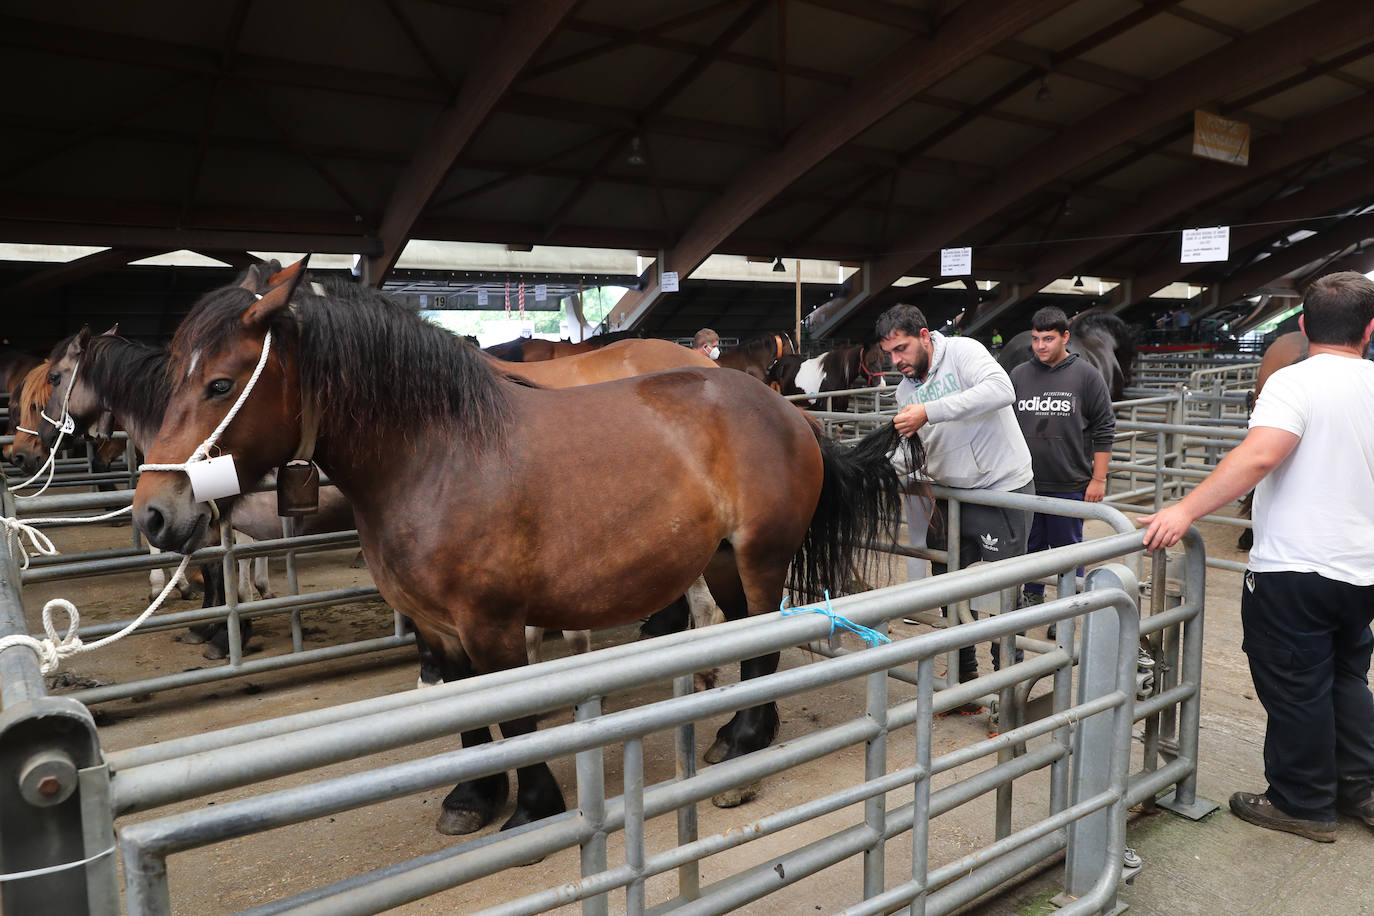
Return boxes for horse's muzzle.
[136,496,210,554]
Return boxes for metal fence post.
[0,503,117,916]
[1062,564,1138,905]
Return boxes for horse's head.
[134,260,309,553]
[8,361,53,472]
[856,343,887,387]
[39,324,124,452]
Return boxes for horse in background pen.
[997,309,1139,400]
[769,343,887,411]
[716,331,796,382]
[132,259,917,836]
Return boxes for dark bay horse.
[483,331,637,362]
[998,309,1138,400]
[769,343,887,411]
[132,260,913,835]
[716,331,796,382]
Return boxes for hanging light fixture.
[1073,275,1085,288]
[626,136,646,167]
[1036,74,1052,103]
[772,256,787,273]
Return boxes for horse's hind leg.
[701,550,782,807]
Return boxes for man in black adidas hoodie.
[1010,307,1116,610]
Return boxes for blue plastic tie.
[780,591,891,647]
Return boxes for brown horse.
[485,337,716,386]
[716,332,797,382]
[6,360,52,470]
[132,260,911,835]
[1237,331,1311,549]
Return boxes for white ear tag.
[186,454,242,502]
[60,415,75,435]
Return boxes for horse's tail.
[790,423,924,601]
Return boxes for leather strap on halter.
[294,398,320,463]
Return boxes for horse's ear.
[100,323,119,337]
[265,256,307,289]
[242,256,310,330]
[72,324,93,355]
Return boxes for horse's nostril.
[141,506,165,541]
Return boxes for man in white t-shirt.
[1141,270,1374,843]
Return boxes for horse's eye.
[207,378,234,398]
[48,372,60,386]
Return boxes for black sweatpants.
[1241,569,1374,820]
[922,482,1033,676]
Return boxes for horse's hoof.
[711,781,761,808]
[703,739,730,765]
[436,807,489,835]
[182,626,213,645]
[203,643,228,660]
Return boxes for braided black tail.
[790,424,926,601]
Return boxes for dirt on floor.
[9,508,1373,915]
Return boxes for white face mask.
[708,345,720,359]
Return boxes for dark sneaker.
[1338,790,1374,828]
[1229,791,1336,842]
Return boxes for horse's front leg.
[430,630,566,835]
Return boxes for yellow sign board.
[1193,110,1250,166]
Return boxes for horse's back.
[1256,331,1309,398]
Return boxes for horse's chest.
[794,357,827,396]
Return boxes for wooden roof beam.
[988,91,1374,329]
[1111,158,1374,312]
[811,0,1374,339]
[362,0,578,284]
[604,0,1077,331]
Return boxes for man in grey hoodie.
[878,304,1034,702]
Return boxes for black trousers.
[1241,569,1374,820]
[923,483,1033,676]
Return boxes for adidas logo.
[1017,395,1073,412]
[980,533,999,550]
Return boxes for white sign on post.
[1180,227,1230,263]
[661,270,680,292]
[940,247,972,276]
[476,288,488,307]
[534,284,548,302]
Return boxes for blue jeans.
[1023,490,1085,596]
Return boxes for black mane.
[82,336,172,439]
[170,275,511,455]
[1070,309,1132,342]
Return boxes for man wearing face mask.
[692,328,721,360]
[878,303,1034,709]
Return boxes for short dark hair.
[1302,271,1374,346]
[1031,307,1070,334]
[875,303,929,340]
